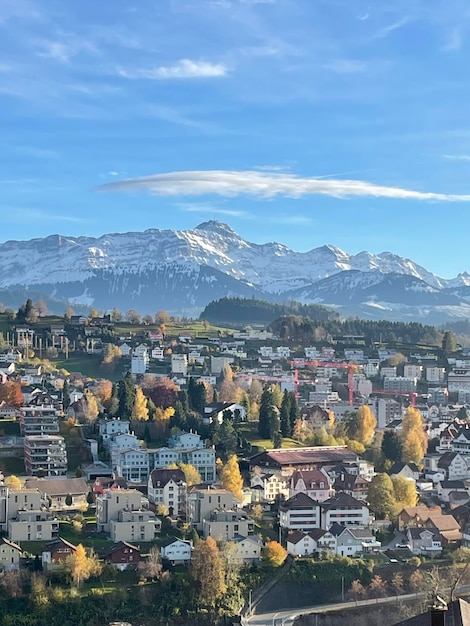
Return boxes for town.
[1,302,470,625]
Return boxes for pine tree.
[84,391,99,423]
[118,372,135,419]
[442,330,457,354]
[62,380,70,410]
[382,430,402,462]
[280,391,292,437]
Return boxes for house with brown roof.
[42,537,78,569]
[24,477,90,511]
[249,446,358,473]
[106,541,141,571]
[320,492,370,529]
[0,537,22,571]
[398,505,461,544]
[279,493,321,531]
[289,469,333,502]
[332,472,369,500]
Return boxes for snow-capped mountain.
[0,221,468,322]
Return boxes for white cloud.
[117,59,228,80]
[323,59,366,74]
[374,17,408,39]
[99,169,470,202]
[178,203,250,218]
[442,154,470,161]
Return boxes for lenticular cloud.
[99,170,470,202]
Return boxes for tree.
[442,330,457,354]
[382,430,402,462]
[391,572,404,595]
[368,575,386,598]
[64,305,75,320]
[191,536,227,607]
[280,390,292,437]
[179,463,202,486]
[401,407,427,465]
[5,475,22,490]
[155,310,171,326]
[251,504,263,522]
[35,299,47,317]
[65,494,73,506]
[118,372,136,419]
[221,455,244,502]
[217,419,238,460]
[142,314,154,325]
[84,390,99,423]
[131,387,149,421]
[354,405,377,446]
[367,473,396,519]
[66,544,102,587]
[125,309,141,324]
[188,378,206,414]
[392,475,418,508]
[262,541,287,567]
[86,491,94,505]
[0,381,23,407]
[62,379,70,410]
[111,307,122,322]
[349,579,367,600]
[139,545,162,580]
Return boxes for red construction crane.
[369,389,417,407]
[289,360,355,406]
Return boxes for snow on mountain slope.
[0,220,468,321]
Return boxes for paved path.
[242,584,470,626]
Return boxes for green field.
[238,421,305,450]
[51,355,121,380]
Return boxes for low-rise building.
[202,509,255,541]
[0,537,22,571]
[320,493,370,529]
[279,493,320,531]
[106,541,141,571]
[161,537,192,565]
[109,509,161,543]
[24,477,90,511]
[8,510,59,541]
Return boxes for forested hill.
[199,297,339,325]
[268,315,443,345]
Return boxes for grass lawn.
[0,454,25,474]
[51,354,112,379]
[238,421,305,450]
[0,420,21,436]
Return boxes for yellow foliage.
[132,387,149,421]
[347,439,366,455]
[5,475,22,490]
[262,541,287,567]
[221,455,244,501]
[355,405,377,446]
[392,475,418,508]
[154,406,175,421]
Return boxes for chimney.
[430,596,447,626]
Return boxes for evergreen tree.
[382,430,402,462]
[258,386,275,439]
[218,420,238,460]
[62,380,70,410]
[442,330,457,354]
[188,377,206,414]
[280,390,292,437]
[118,372,135,419]
[288,391,300,434]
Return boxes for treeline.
[199,297,339,325]
[268,315,443,345]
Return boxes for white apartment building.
[448,369,470,393]
[171,354,188,376]
[99,418,130,443]
[109,509,161,543]
[96,489,145,533]
[426,367,446,383]
[404,365,423,379]
[24,435,67,477]
[20,405,59,436]
[147,468,187,517]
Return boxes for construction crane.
[288,360,356,406]
[369,389,417,407]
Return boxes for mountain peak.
[194,220,237,237]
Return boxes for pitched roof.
[106,541,140,555]
[44,537,78,552]
[329,523,347,537]
[438,452,461,469]
[408,527,440,540]
[24,477,89,496]
[280,492,319,511]
[0,537,21,552]
[249,446,358,468]
[291,469,330,489]
[440,480,466,489]
[149,468,186,488]
[321,492,367,510]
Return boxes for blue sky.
[1,0,470,278]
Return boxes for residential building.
[332,525,380,557]
[161,537,192,565]
[106,541,141,571]
[250,472,290,503]
[96,489,145,533]
[287,529,331,557]
[0,486,44,532]
[404,365,423,379]
[8,510,59,541]
[383,377,417,393]
[332,472,370,501]
[249,447,358,474]
[24,477,90,511]
[320,493,370,529]
[406,527,442,556]
[171,354,188,376]
[452,429,470,454]
[42,537,77,569]
[24,435,67,477]
[426,367,446,383]
[388,462,420,482]
[449,369,470,393]
[20,405,59,436]
[0,537,22,571]
[187,487,234,530]
[147,468,187,516]
[202,509,255,540]
[99,418,130,443]
[279,493,321,531]
[232,534,262,563]
[109,509,161,542]
[289,469,333,502]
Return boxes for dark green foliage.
[286,555,372,588]
[62,380,70,410]
[200,297,338,325]
[258,386,278,439]
[442,330,457,353]
[217,419,238,460]
[382,430,403,462]
[187,377,206,414]
[118,372,135,419]
[65,493,72,506]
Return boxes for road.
[242,584,470,626]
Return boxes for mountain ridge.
[0,220,468,323]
